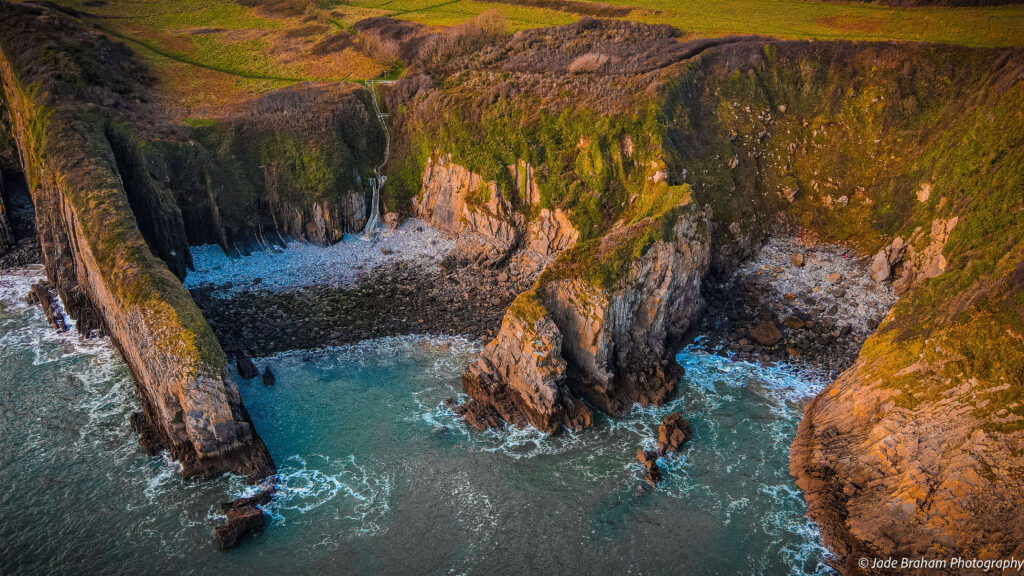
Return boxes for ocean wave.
[257,454,393,535]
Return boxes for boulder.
[657,412,692,455]
[790,253,804,267]
[262,366,276,386]
[750,322,782,346]
[236,354,260,379]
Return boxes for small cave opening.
[1,169,35,242]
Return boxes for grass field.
[44,0,1024,118]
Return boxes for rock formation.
[459,292,592,433]
[215,489,273,549]
[0,3,274,482]
[415,153,522,267]
[870,217,959,294]
[458,203,710,430]
[657,412,692,456]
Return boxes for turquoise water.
[0,267,833,575]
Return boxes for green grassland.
[37,0,1024,119]
[344,0,1024,46]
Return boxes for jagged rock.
[27,280,68,332]
[750,322,782,346]
[538,207,711,417]
[827,272,842,284]
[215,504,265,549]
[657,412,692,455]
[636,448,662,485]
[415,153,521,268]
[870,218,958,293]
[236,354,260,379]
[459,293,592,433]
[525,208,579,258]
[784,315,805,330]
[262,366,275,386]
[870,236,906,282]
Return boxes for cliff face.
[538,207,711,416]
[386,20,1024,569]
[188,84,383,248]
[0,2,273,481]
[662,42,1024,570]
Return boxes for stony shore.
[191,258,531,357]
[694,236,896,379]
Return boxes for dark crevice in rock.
[105,127,193,279]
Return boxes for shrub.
[568,52,609,74]
[417,10,507,73]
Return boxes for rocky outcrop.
[541,207,711,417]
[636,412,692,485]
[459,204,710,431]
[26,279,67,332]
[791,354,1024,574]
[459,291,592,433]
[657,412,692,455]
[415,153,521,267]
[215,489,273,549]
[0,3,273,482]
[870,217,959,295]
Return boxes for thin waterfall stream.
[361,81,392,239]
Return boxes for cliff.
[0,2,273,481]
[384,19,1024,570]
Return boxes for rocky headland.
[2,3,1022,570]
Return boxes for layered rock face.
[0,3,273,481]
[460,204,710,430]
[541,208,711,416]
[415,153,522,267]
[459,292,592,433]
[791,356,1024,574]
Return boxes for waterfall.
[361,80,391,240]
[361,176,382,238]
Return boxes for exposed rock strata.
[416,153,523,268]
[0,3,273,481]
[459,204,711,431]
[791,355,1024,575]
[460,293,592,433]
